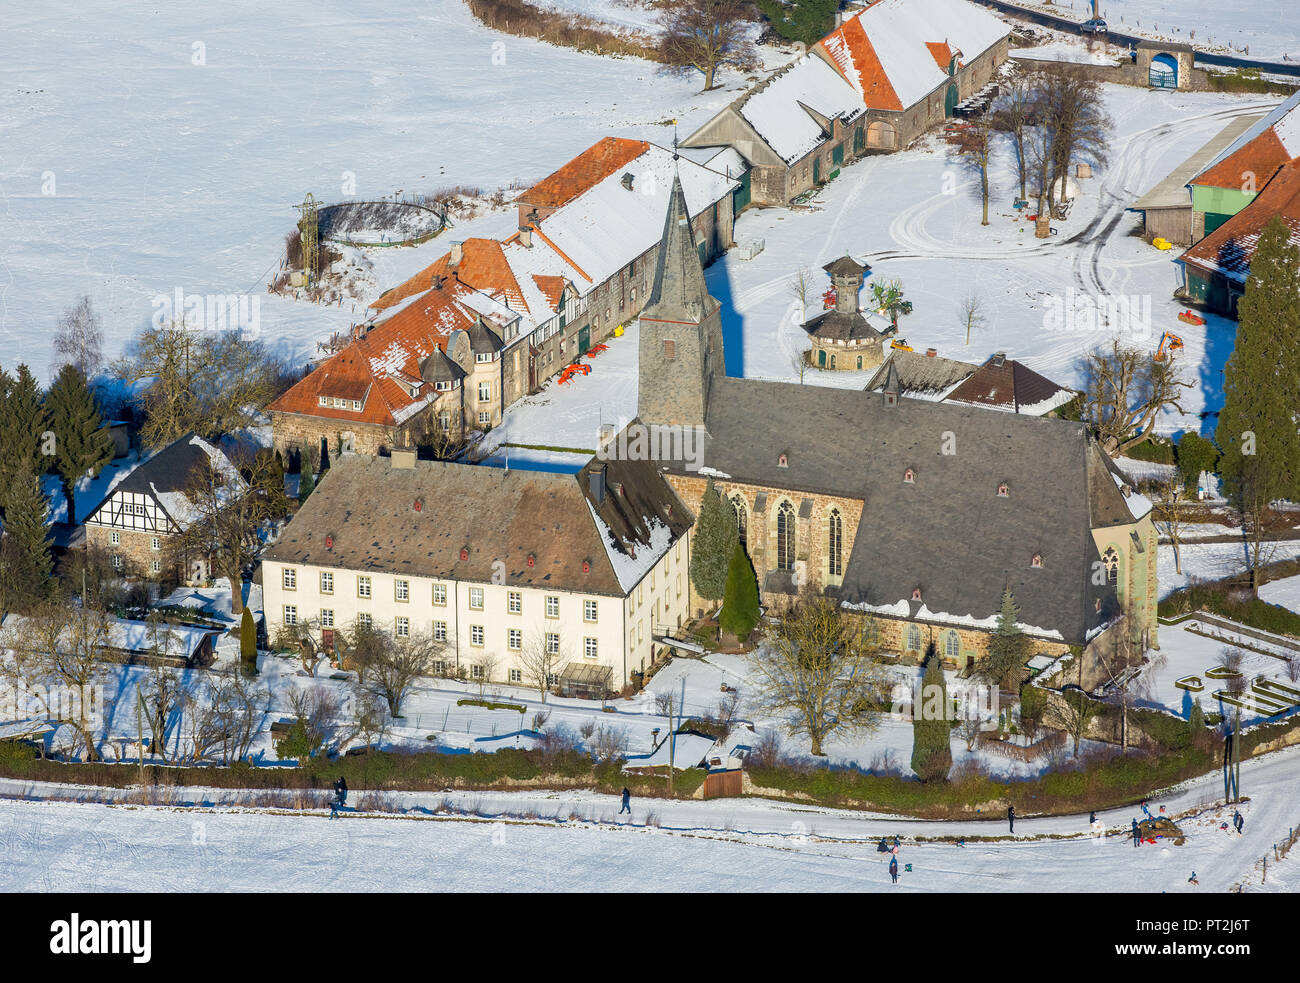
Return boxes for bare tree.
[344,686,390,751]
[789,266,812,322]
[1154,478,1191,575]
[472,652,499,699]
[953,115,994,225]
[1039,68,1111,218]
[175,446,287,614]
[363,626,443,718]
[958,291,984,346]
[140,613,185,763]
[1095,614,1166,754]
[658,0,759,91]
[746,593,887,756]
[991,75,1036,203]
[5,602,110,760]
[959,709,983,752]
[518,628,563,703]
[1283,652,1300,685]
[115,322,283,450]
[1050,684,1101,757]
[53,295,105,381]
[1081,338,1193,455]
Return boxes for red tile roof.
[1181,158,1300,283]
[269,283,487,427]
[820,15,904,111]
[372,238,525,313]
[516,137,649,210]
[1192,128,1290,191]
[925,41,954,70]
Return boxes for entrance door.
[813,156,822,184]
[944,83,959,117]
[578,324,590,355]
[1149,53,1178,89]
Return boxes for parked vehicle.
[1081,18,1107,35]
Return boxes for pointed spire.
[641,173,714,325]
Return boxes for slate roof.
[865,349,976,398]
[802,308,884,343]
[655,377,1126,643]
[85,434,240,531]
[944,353,1077,415]
[263,456,689,598]
[640,172,717,326]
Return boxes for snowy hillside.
[0,0,752,385]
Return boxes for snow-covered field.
[0,0,755,385]
[1004,0,1300,60]
[4,743,1298,892]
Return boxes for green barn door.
[944,84,959,117]
[733,169,751,212]
[578,324,590,355]
[813,157,821,184]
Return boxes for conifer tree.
[719,542,760,639]
[1215,215,1300,593]
[979,585,1029,689]
[1188,695,1204,735]
[689,478,738,605]
[911,647,952,782]
[0,364,49,512]
[44,363,114,522]
[240,607,258,677]
[1,472,55,610]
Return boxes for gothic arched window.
[730,495,747,548]
[1104,546,1120,587]
[828,508,843,577]
[776,501,796,572]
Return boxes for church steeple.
[640,172,715,326]
[637,170,726,429]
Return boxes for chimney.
[621,172,635,192]
[390,449,417,469]
[992,352,1006,367]
[449,241,464,269]
[589,464,607,505]
[925,348,937,358]
[431,274,446,291]
[518,225,532,248]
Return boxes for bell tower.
[636,171,725,428]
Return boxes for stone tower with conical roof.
[637,172,725,429]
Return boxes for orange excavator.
[1155,331,1184,362]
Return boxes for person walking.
[334,776,348,809]
[1233,809,1244,834]
[1132,817,1141,848]
[619,787,631,816]
[1089,811,1097,825]
[1008,805,1015,834]
[889,855,899,884]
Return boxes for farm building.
[1178,157,1300,316]
[681,0,1010,206]
[271,138,736,460]
[1130,113,1264,246]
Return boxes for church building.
[629,170,1159,669]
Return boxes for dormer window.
[475,352,493,363]
[997,482,1009,498]
[911,587,922,601]
[903,468,915,484]
[777,453,789,468]
[352,399,362,410]
[1031,553,1043,569]
[436,380,452,392]
[318,395,328,406]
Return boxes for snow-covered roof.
[817,0,1010,112]
[738,55,866,165]
[1194,88,1300,184]
[534,142,737,289]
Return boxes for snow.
[586,501,677,593]
[739,56,865,165]
[0,0,755,386]
[1259,575,1300,614]
[1014,0,1300,61]
[704,84,1277,434]
[4,743,1299,891]
[1011,42,1121,66]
